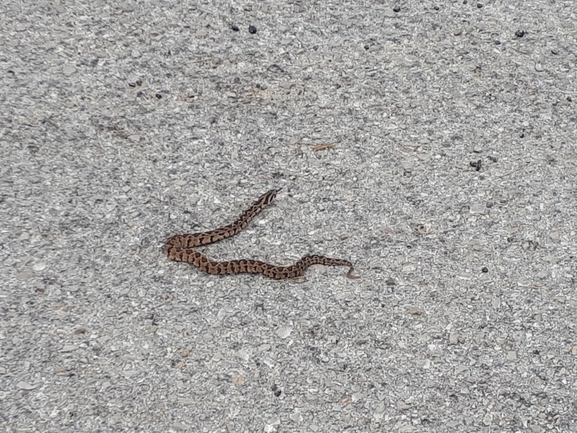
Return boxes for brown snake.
[164,190,359,280]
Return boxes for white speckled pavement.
[1,1,576,431]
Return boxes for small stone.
[231,25,239,31]
[396,400,411,410]
[352,392,363,401]
[17,381,36,390]
[236,349,249,361]
[60,345,77,352]
[470,203,486,214]
[515,30,526,38]
[507,351,517,360]
[33,261,46,271]
[419,359,431,369]
[248,25,257,34]
[402,264,416,273]
[402,160,415,172]
[517,280,532,287]
[289,412,303,422]
[408,307,424,315]
[455,365,468,375]
[62,64,76,76]
[276,326,292,339]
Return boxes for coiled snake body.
[164,190,359,280]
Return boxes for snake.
[164,190,359,280]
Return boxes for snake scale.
[164,190,359,280]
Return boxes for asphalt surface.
[1,1,577,432]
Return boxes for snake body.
[164,190,359,280]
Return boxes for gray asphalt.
[1,1,576,432]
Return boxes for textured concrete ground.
[1,1,576,432]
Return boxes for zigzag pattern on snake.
[164,190,359,280]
